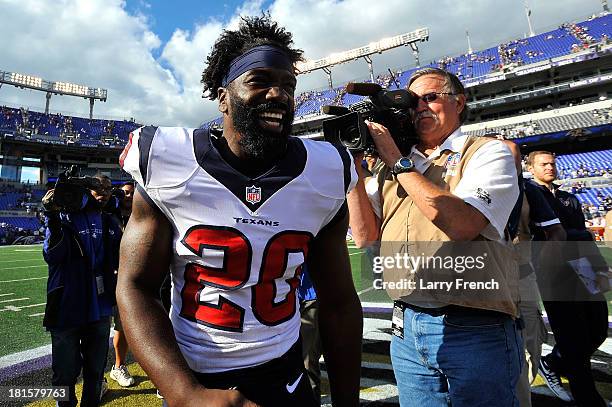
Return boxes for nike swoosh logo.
[285,372,303,394]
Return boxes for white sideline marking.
[1,265,46,271]
[0,302,46,312]
[358,286,374,296]
[0,328,115,369]
[28,313,45,317]
[361,301,393,309]
[0,298,28,304]
[0,344,52,369]
[0,293,14,297]
[0,277,46,283]
[13,249,42,252]
[349,251,364,256]
[0,244,42,249]
[0,259,43,263]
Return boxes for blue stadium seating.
[284,13,612,119]
[0,189,45,210]
[556,149,612,179]
[0,106,140,146]
[0,216,41,231]
[572,187,612,205]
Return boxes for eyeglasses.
[418,92,457,103]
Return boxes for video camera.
[322,82,419,153]
[51,166,102,212]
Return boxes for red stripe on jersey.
[119,132,134,169]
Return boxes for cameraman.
[42,173,122,407]
[347,68,521,406]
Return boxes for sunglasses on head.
[417,92,456,103]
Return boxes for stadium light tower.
[0,70,107,119]
[524,0,536,37]
[295,27,429,89]
[466,30,474,54]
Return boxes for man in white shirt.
[348,67,521,407]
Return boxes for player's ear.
[218,87,228,114]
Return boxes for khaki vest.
[378,135,519,317]
[605,211,612,242]
[513,195,532,266]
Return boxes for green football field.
[1,242,611,406]
[1,242,611,358]
[0,242,378,358]
[0,244,50,358]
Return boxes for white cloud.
[0,0,604,127]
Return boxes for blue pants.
[50,317,110,407]
[391,305,522,407]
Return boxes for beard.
[230,94,294,162]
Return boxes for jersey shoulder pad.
[301,139,357,199]
[120,126,198,188]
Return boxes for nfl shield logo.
[246,185,262,204]
[445,152,461,169]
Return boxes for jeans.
[391,305,522,407]
[50,317,111,407]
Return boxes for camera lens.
[340,126,361,148]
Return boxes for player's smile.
[258,109,286,132]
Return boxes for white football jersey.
[120,126,356,373]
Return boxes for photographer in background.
[42,171,122,407]
[347,67,521,406]
[109,181,136,388]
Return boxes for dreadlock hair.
[201,14,304,101]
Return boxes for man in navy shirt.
[527,150,608,407]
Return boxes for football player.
[117,15,362,407]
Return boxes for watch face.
[399,158,413,169]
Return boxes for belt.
[396,300,508,319]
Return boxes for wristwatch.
[391,157,415,175]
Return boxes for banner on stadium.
[514,63,552,76]
[0,210,36,217]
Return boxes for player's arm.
[117,188,257,407]
[347,154,381,247]
[543,224,566,241]
[307,207,362,406]
[564,194,593,241]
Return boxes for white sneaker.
[110,364,135,387]
[99,379,108,402]
[538,358,573,402]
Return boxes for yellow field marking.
[361,352,392,365]
[27,362,158,407]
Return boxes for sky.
[0,0,605,128]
